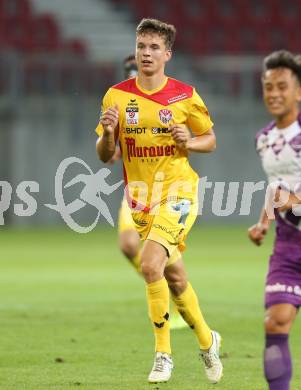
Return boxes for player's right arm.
[96,105,119,162]
[95,90,119,163]
[248,206,271,246]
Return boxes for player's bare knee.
[168,279,186,296]
[265,313,291,333]
[120,241,138,260]
[141,260,162,282]
[119,232,139,260]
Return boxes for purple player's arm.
[170,124,216,153]
[96,105,119,163]
[248,206,271,246]
[276,189,301,212]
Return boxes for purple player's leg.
[264,304,298,390]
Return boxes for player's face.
[262,68,301,117]
[135,33,171,76]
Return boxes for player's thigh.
[265,303,298,333]
[119,229,140,258]
[118,197,136,234]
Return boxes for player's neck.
[275,107,300,129]
[137,73,167,91]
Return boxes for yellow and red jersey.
[96,77,213,210]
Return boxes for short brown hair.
[263,50,301,84]
[136,18,176,50]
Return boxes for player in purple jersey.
[248,50,301,390]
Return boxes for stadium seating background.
[0,0,297,226]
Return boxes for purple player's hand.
[248,223,269,246]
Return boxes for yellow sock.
[171,302,181,316]
[146,278,171,355]
[131,249,141,274]
[172,282,212,350]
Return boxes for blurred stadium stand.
[111,0,301,55]
[2,0,299,226]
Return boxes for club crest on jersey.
[126,107,139,125]
[159,109,173,125]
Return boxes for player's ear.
[165,50,172,63]
[296,84,301,103]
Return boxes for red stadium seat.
[63,38,87,57]
[211,0,248,30]
[178,29,210,56]
[29,14,61,52]
[0,0,31,19]
[0,16,32,51]
[285,28,301,53]
[182,0,214,26]
[274,0,301,30]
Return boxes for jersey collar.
[135,77,168,95]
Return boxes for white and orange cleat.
[199,331,223,384]
[148,352,174,383]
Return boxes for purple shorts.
[265,241,301,309]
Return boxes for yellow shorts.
[118,197,135,234]
[131,195,198,264]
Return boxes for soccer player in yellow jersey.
[95,18,223,384]
[115,54,188,330]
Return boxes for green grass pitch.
[0,225,300,389]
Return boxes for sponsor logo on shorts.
[132,215,147,226]
[152,223,181,241]
[266,283,301,296]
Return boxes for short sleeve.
[186,89,213,136]
[95,89,113,137]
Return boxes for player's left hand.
[170,124,191,149]
[248,222,269,246]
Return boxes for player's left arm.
[186,128,216,152]
[170,124,215,152]
[182,89,216,153]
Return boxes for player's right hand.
[247,223,269,246]
[100,105,119,134]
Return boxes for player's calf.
[264,334,291,390]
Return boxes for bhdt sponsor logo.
[123,127,146,134]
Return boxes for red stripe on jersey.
[112,77,193,106]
